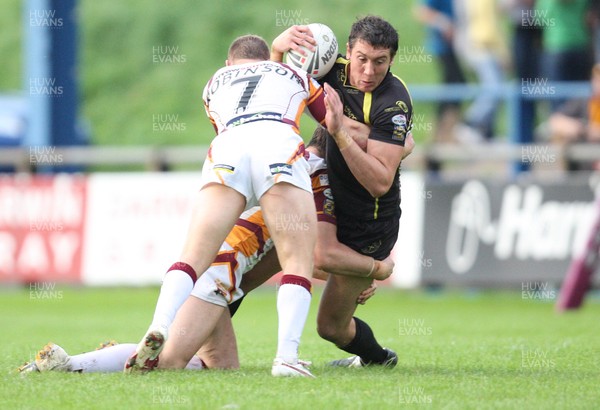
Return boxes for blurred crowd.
[414,0,600,171]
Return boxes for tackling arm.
[314,221,394,280]
[324,83,405,198]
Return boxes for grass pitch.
[2,286,599,409]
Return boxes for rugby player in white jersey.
[122,33,334,378]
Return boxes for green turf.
[2,286,599,409]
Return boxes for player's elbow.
[367,179,392,198]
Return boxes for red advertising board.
[0,174,86,284]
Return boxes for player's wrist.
[333,127,354,151]
[366,258,377,278]
[270,49,284,62]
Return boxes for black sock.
[338,317,387,364]
[228,295,245,317]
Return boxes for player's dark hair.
[348,15,398,59]
[228,35,270,61]
[307,126,328,158]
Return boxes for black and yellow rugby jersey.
[320,55,413,221]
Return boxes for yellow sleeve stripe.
[392,74,413,106]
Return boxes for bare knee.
[317,317,345,344]
[157,354,189,370]
[197,347,239,370]
[200,354,239,370]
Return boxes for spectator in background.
[588,0,600,63]
[537,0,593,111]
[453,0,510,142]
[501,0,542,151]
[548,63,600,170]
[413,0,466,143]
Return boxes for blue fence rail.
[409,80,591,143]
[0,81,594,174]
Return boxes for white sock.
[149,269,194,335]
[68,343,206,372]
[275,283,311,362]
[69,344,136,373]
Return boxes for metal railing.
[0,81,595,174]
[1,142,599,175]
[0,145,209,172]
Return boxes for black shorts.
[336,214,400,260]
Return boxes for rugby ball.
[285,23,338,79]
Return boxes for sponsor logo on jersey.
[227,112,282,128]
[392,129,407,144]
[396,100,409,113]
[319,174,329,187]
[338,67,347,84]
[384,106,402,113]
[391,114,408,143]
[323,199,335,215]
[361,240,382,255]
[392,114,406,127]
[213,164,235,173]
[343,106,358,120]
[269,163,292,176]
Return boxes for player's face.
[346,39,393,93]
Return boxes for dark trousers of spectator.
[513,26,542,173]
[543,47,593,112]
[514,26,541,145]
[437,50,466,116]
[432,50,466,147]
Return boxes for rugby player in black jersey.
[272,15,414,368]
